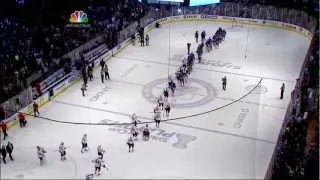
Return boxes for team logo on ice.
[143,78,217,108]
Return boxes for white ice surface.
[1,21,310,179]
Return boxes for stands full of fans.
[0,0,147,103]
[268,28,319,180]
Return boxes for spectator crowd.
[0,0,147,103]
[269,28,318,180]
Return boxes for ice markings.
[121,64,138,78]
[100,119,197,149]
[88,86,111,102]
[233,108,249,129]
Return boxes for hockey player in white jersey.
[37,146,46,166]
[127,136,134,152]
[97,145,105,159]
[92,156,106,175]
[81,134,89,153]
[154,105,161,128]
[59,142,67,161]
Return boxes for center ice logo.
[143,78,217,108]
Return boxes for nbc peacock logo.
[69,10,89,24]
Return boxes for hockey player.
[127,136,134,152]
[81,134,89,153]
[103,64,110,80]
[6,141,13,161]
[88,65,93,81]
[145,34,150,46]
[201,30,206,42]
[195,31,199,43]
[181,64,188,83]
[168,79,176,95]
[97,145,105,159]
[100,69,104,83]
[59,142,67,161]
[164,101,171,117]
[140,35,145,47]
[187,42,191,54]
[1,121,8,140]
[82,66,88,87]
[131,126,138,141]
[81,83,87,97]
[205,38,212,52]
[18,113,26,128]
[154,105,161,128]
[196,43,204,63]
[0,145,6,164]
[142,124,150,141]
[33,102,40,117]
[157,95,164,110]
[222,76,227,91]
[163,88,169,100]
[100,59,105,69]
[92,156,106,175]
[37,146,46,166]
[280,83,285,99]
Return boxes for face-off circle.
[143,78,218,108]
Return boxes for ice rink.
[1,21,311,179]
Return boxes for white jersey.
[97,145,105,154]
[127,137,134,145]
[37,147,46,158]
[154,106,161,120]
[154,106,160,113]
[82,135,88,144]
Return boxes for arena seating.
[0,0,147,103]
[267,27,319,180]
